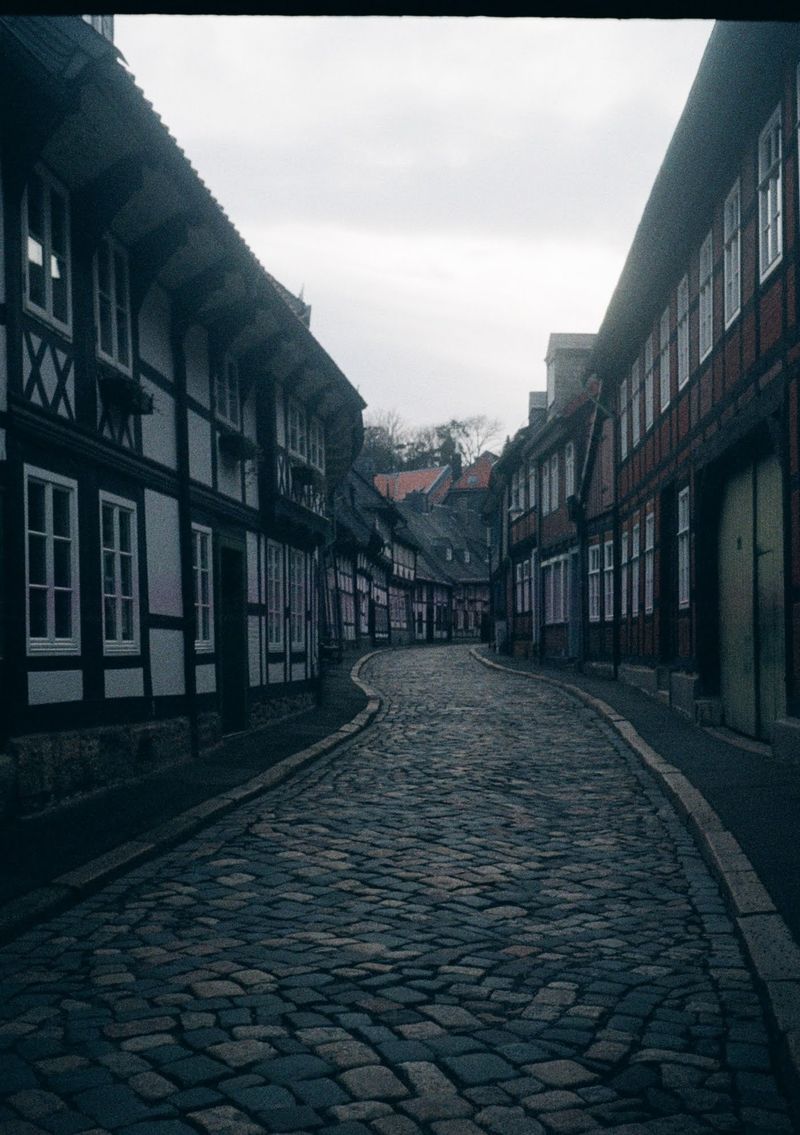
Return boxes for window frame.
[94,233,132,375]
[192,524,214,653]
[527,458,537,510]
[564,441,575,499]
[631,520,640,619]
[23,165,72,334]
[267,540,285,650]
[758,104,782,283]
[631,360,641,448]
[25,465,80,656]
[677,274,690,390]
[644,509,655,615]
[308,415,326,473]
[724,178,741,328]
[620,377,629,461]
[620,530,629,618]
[603,539,614,621]
[698,230,713,362]
[678,487,691,609]
[287,398,307,460]
[541,459,550,515]
[550,452,559,511]
[644,336,654,431]
[289,546,306,650]
[588,543,601,623]
[659,306,670,413]
[100,490,139,656]
[215,355,241,429]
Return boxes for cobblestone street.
[0,646,793,1134]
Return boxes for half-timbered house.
[0,16,364,813]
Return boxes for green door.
[718,454,785,740]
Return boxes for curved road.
[0,646,792,1133]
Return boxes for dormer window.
[24,166,71,333]
[94,234,131,373]
[216,356,240,428]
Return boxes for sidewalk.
[474,645,800,949]
[0,652,376,940]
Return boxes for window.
[308,416,325,472]
[543,556,567,624]
[267,540,284,648]
[101,493,138,653]
[541,460,550,515]
[677,275,689,389]
[527,459,537,510]
[588,544,601,623]
[644,510,655,615]
[445,545,453,562]
[724,179,741,327]
[550,452,559,511]
[678,487,690,608]
[192,525,213,651]
[631,521,640,619]
[564,442,575,498]
[24,167,71,330]
[698,230,713,361]
[216,356,240,428]
[644,337,654,431]
[631,360,641,448]
[290,547,306,648]
[659,306,671,413]
[758,105,782,281]
[25,467,79,654]
[515,561,525,615]
[603,540,614,621]
[464,549,471,564]
[287,399,307,459]
[620,377,628,461]
[93,234,131,372]
[509,468,521,513]
[620,531,629,618]
[522,558,531,613]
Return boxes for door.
[219,545,247,734]
[718,454,786,740]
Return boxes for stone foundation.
[5,716,191,817]
[248,690,316,731]
[772,717,800,761]
[618,663,658,696]
[582,660,615,680]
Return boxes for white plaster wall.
[150,629,185,696]
[141,382,177,469]
[144,490,182,616]
[105,668,144,699]
[268,662,285,685]
[243,388,257,441]
[196,662,216,694]
[138,284,174,381]
[244,463,259,510]
[217,449,242,502]
[185,324,210,407]
[291,662,306,683]
[249,615,262,687]
[188,410,213,486]
[29,670,83,705]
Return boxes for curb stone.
[0,653,383,947]
[470,645,800,1119]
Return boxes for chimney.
[545,333,596,415]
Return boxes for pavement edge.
[470,646,800,1116]
[0,653,383,947]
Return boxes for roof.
[374,466,452,503]
[449,452,497,493]
[396,501,489,585]
[590,21,797,377]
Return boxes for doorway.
[219,544,247,734]
[718,453,786,740]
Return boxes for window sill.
[23,301,72,339]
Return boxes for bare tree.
[459,414,503,465]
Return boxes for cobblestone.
[0,646,793,1132]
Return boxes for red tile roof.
[374,466,452,503]
[449,451,497,493]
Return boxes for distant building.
[373,465,452,506]
[445,451,497,516]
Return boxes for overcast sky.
[115,16,713,448]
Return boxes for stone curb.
[0,655,383,947]
[470,646,800,1112]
